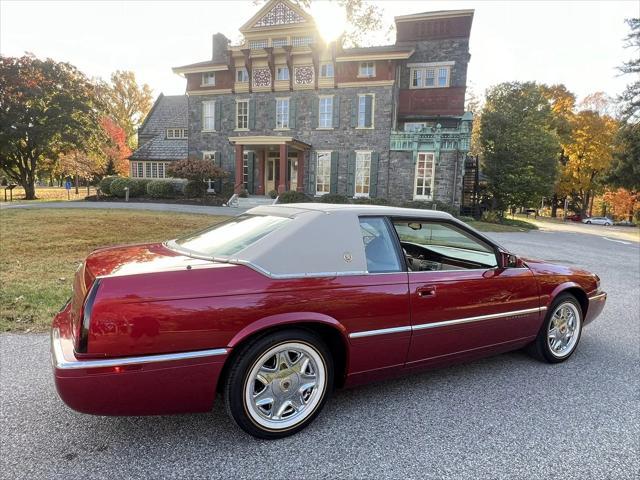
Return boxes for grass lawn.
[0,209,227,332]
[465,220,537,232]
[0,186,97,203]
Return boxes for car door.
[390,218,541,369]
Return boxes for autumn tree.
[167,157,227,200]
[0,55,103,199]
[479,82,560,213]
[99,117,132,176]
[100,71,153,148]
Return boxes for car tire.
[528,294,583,364]
[605,222,611,226]
[223,328,334,439]
[586,221,592,224]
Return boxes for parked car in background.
[51,204,607,439]
[567,213,586,222]
[582,217,613,226]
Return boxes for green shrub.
[146,180,176,199]
[98,176,119,195]
[238,189,249,198]
[318,193,350,204]
[109,178,146,198]
[352,197,390,205]
[277,190,311,204]
[481,210,501,224]
[184,180,206,198]
[221,182,235,198]
[268,189,278,199]
[501,218,538,230]
[458,215,476,223]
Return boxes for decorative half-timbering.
[254,1,305,27]
[294,65,314,85]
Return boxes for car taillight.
[77,278,101,354]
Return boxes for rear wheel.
[528,294,583,363]
[223,329,333,439]
[586,220,592,224]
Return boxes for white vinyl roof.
[222,204,456,278]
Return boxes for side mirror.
[499,252,519,268]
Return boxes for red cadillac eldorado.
[51,204,607,438]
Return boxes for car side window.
[392,220,498,271]
[359,217,403,273]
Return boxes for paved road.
[0,200,248,216]
[525,217,639,243]
[1,230,638,479]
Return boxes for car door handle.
[417,286,436,297]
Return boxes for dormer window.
[202,72,216,86]
[166,128,187,139]
[410,63,452,89]
[236,68,249,83]
[358,62,376,78]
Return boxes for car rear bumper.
[51,308,229,416]
[585,291,607,326]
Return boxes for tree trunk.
[588,193,595,217]
[551,193,558,217]
[23,181,36,200]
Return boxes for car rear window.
[173,214,290,257]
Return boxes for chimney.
[211,33,231,63]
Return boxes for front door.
[288,157,298,191]
[265,157,277,193]
[390,218,541,368]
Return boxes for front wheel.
[528,294,583,363]
[223,329,333,439]
[586,220,592,224]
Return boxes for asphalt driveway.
[1,230,638,479]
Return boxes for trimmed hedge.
[109,178,148,198]
[318,194,350,204]
[146,180,176,199]
[352,197,390,205]
[277,190,311,203]
[184,180,206,198]
[98,176,119,195]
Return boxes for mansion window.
[355,151,372,197]
[316,151,331,195]
[166,128,187,139]
[411,64,451,88]
[414,152,435,200]
[357,94,374,128]
[276,66,290,81]
[320,63,334,78]
[202,151,216,162]
[272,38,289,47]
[202,101,216,131]
[202,72,216,86]
[318,96,333,128]
[249,39,268,49]
[404,122,427,133]
[236,68,249,83]
[276,98,289,129]
[358,62,375,77]
[236,100,249,129]
[131,161,169,179]
[292,36,313,47]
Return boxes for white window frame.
[166,128,187,139]
[292,36,312,47]
[137,162,144,178]
[354,151,372,198]
[202,101,215,132]
[276,98,290,129]
[130,161,138,178]
[358,62,376,78]
[315,151,332,196]
[201,72,216,86]
[145,162,152,178]
[357,93,375,129]
[318,96,333,129]
[276,66,290,81]
[202,151,216,162]
[272,37,289,48]
[413,152,436,200]
[236,100,249,130]
[410,63,452,89]
[236,68,249,83]
[249,39,268,49]
[320,62,334,78]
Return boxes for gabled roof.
[394,9,474,23]
[239,0,314,33]
[130,135,188,161]
[336,44,415,61]
[138,94,188,137]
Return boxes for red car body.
[51,209,607,417]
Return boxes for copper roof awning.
[228,136,311,151]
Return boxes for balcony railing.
[390,128,471,152]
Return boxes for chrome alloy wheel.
[244,342,327,431]
[547,302,581,358]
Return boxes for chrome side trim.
[348,306,546,339]
[411,307,545,331]
[51,329,228,370]
[349,325,412,339]
[588,292,607,302]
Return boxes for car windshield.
[172,214,290,257]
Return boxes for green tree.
[479,82,560,213]
[100,71,153,148]
[618,18,639,124]
[0,55,103,199]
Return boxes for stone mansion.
[130,0,474,205]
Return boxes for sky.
[1,0,637,103]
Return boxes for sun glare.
[310,2,347,42]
